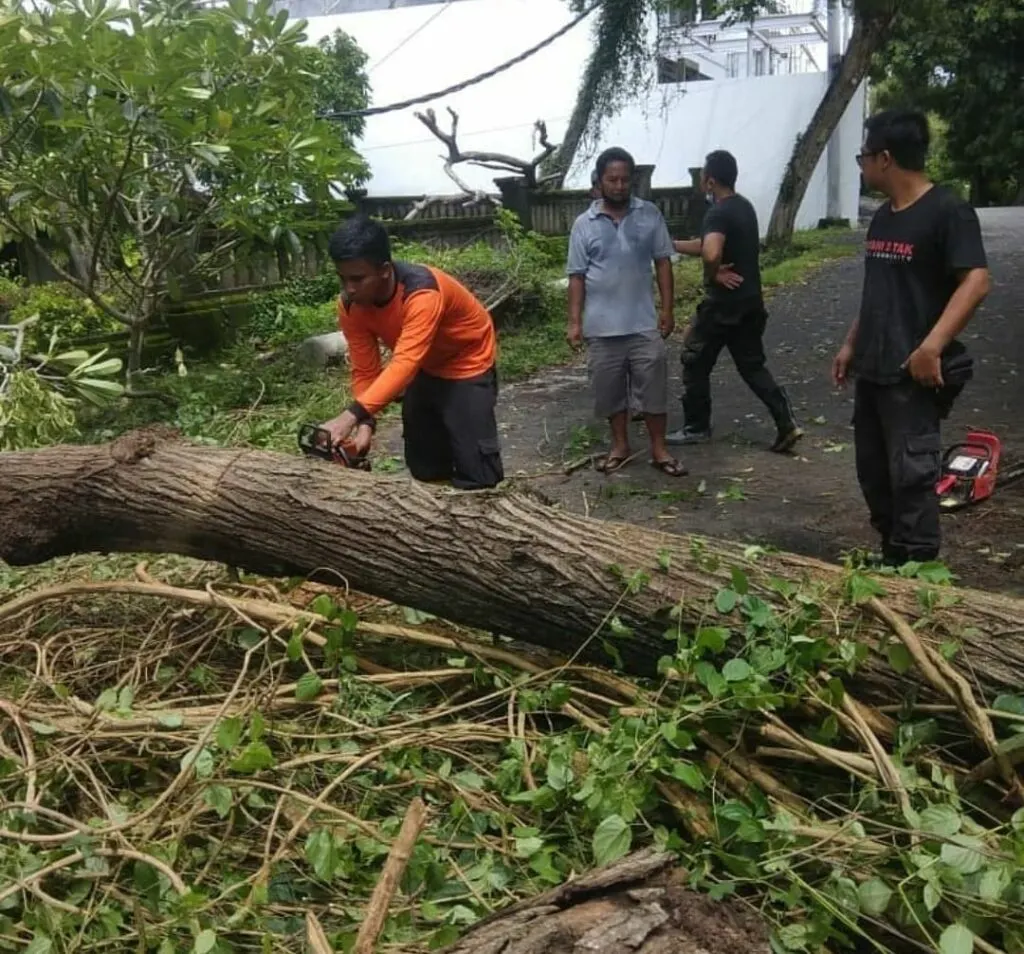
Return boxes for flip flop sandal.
[650,457,688,478]
[594,454,630,475]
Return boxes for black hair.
[863,109,930,171]
[595,146,636,180]
[704,149,738,189]
[328,213,392,266]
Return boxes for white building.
[296,0,866,234]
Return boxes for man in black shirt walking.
[834,109,990,565]
[669,150,802,452]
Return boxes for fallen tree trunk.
[425,849,769,954]
[1,431,1023,703]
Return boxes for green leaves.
[229,741,275,774]
[940,835,986,875]
[592,814,632,866]
[295,672,324,702]
[24,936,52,954]
[216,716,243,752]
[847,572,885,604]
[305,828,344,881]
[203,785,233,820]
[920,803,962,838]
[715,588,739,614]
[670,761,706,792]
[856,878,892,916]
[722,658,753,682]
[194,929,218,954]
[939,924,974,954]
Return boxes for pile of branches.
[0,556,1023,954]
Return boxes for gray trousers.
[586,333,668,419]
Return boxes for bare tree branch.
[408,107,560,219]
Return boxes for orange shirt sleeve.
[350,290,444,416]
[338,297,382,402]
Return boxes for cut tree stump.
[1,431,1023,703]
[423,849,769,954]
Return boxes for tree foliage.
[548,0,777,181]
[0,314,125,450]
[871,0,1024,206]
[0,0,369,371]
[303,28,372,148]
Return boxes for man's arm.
[567,275,585,348]
[655,258,675,337]
[907,268,990,387]
[566,222,589,348]
[701,231,726,283]
[339,300,383,402]
[348,291,444,419]
[906,202,990,387]
[321,300,383,448]
[832,317,859,387]
[673,238,702,257]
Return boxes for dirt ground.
[389,209,1024,597]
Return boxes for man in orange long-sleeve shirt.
[319,215,504,489]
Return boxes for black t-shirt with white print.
[854,185,987,384]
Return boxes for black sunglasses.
[855,150,882,167]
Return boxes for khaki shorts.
[586,333,668,419]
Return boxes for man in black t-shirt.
[833,109,990,565]
[668,150,802,453]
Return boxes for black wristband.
[347,401,376,432]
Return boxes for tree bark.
[765,9,893,247]
[1,432,1023,702]
[425,849,769,954]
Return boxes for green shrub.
[245,271,341,345]
[7,282,120,351]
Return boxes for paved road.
[491,207,1024,592]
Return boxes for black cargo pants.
[681,298,795,433]
[853,379,941,562]
[401,366,504,490]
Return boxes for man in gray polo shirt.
[567,147,685,477]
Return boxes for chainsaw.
[298,424,371,471]
[936,428,1024,512]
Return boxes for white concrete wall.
[304,0,865,234]
[595,71,867,233]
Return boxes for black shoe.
[771,425,804,454]
[666,427,712,446]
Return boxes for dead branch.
[353,797,428,954]
[405,107,559,219]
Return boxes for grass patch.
[497,291,571,382]
[762,227,859,290]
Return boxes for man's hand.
[321,410,359,447]
[352,423,373,457]
[567,319,583,350]
[905,343,944,388]
[659,309,675,338]
[714,265,743,290]
[832,342,854,388]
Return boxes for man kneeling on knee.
[319,215,504,490]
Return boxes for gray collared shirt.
[566,196,674,338]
